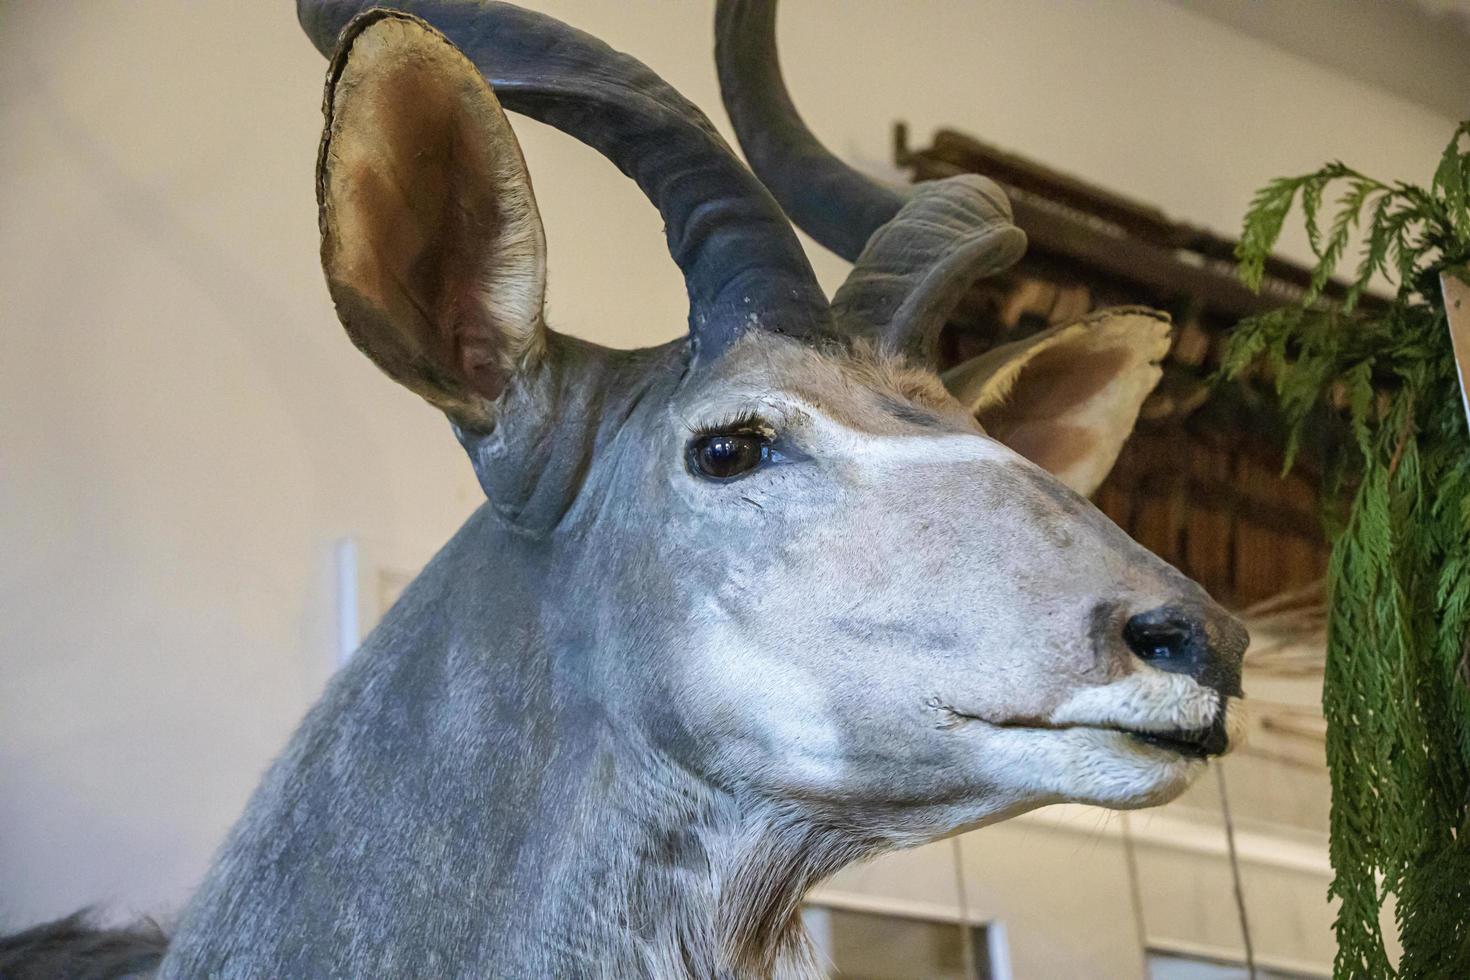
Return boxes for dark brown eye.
[689,432,769,480]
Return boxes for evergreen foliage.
[1224,122,1470,977]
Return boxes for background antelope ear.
[317,12,546,431]
[943,308,1172,496]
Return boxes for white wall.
[1,0,1458,940]
[811,801,1339,979]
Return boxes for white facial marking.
[693,627,847,790]
[691,394,1025,493]
[810,414,1016,469]
[1050,666,1222,733]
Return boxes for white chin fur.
[1028,726,1205,807]
[1041,676,1246,807]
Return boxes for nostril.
[1121,604,1246,697]
[1123,609,1199,665]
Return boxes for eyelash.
[686,411,773,438]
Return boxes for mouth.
[1120,721,1229,759]
[932,698,1235,759]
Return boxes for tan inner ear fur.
[943,307,1172,496]
[319,15,546,427]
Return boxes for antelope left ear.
[942,308,1172,496]
[316,11,547,432]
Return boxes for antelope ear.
[942,308,1172,496]
[316,11,546,430]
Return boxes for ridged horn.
[830,178,1026,363]
[300,0,832,361]
[715,0,1025,363]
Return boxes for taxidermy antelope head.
[96,2,1246,978]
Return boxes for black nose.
[1123,605,1244,697]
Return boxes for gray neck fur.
[160,336,843,978]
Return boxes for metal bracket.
[1441,267,1470,434]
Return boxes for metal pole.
[1216,763,1258,979]
[951,835,981,980]
[1120,811,1150,971]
